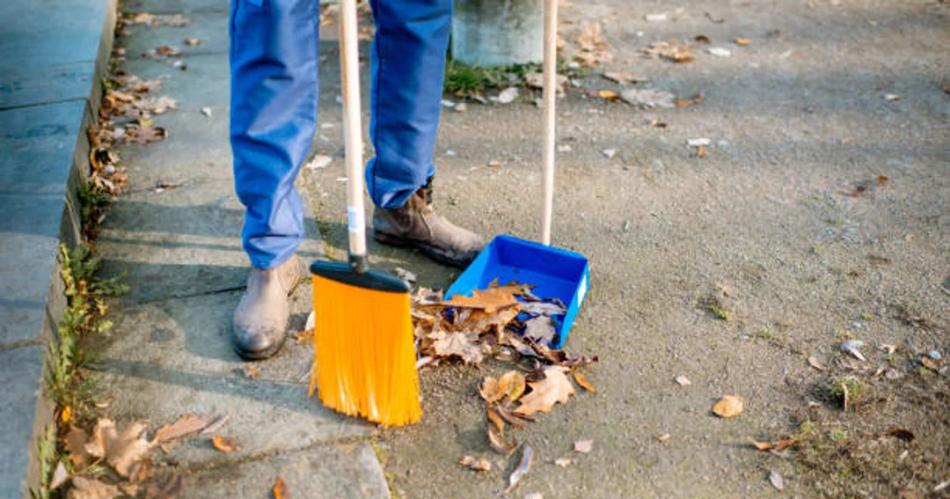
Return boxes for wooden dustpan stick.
[540,0,558,246]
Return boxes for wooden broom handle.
[339,0,367,262]
[540,0,558,246]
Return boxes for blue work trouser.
[229,0,451,269]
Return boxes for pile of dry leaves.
[57,413,233,498]
[410,280,597,486]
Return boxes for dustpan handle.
[339,0,368,271]
[540,0,558,246]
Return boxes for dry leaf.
[515,366,576,416]
[873,428,915,442]
[673,94,704,108]
[154,414,213,444]
[211,436,237,453]
[86,418,151,477]
[555,458,572,467]
[199,414,230,436]
[432,330,484,364]
[734,37,751,46]
[505,445,534,492]
[597,89,620,102]
[673,375,691,386]
[621,88,675,109]
[486,406,505,433]
[602,72,647,85]
[443,287,519,314]
[500,370,527,402]
[712,395,744,418]
[574,22,612,67]
[768,470,784,491]
[241,364,260,379]
[523,316,557,345]
[66,426,92,467]
[573,439,593,453]
[694,35,711,44]
[693,144,708,158]
[61,406,72,424]
[69,476,119,499]
[656,433,671,442]
[641,41,694,63]
[273,476,287,499]
[50,461,69,490]
[572,371,596,393]
[496,87,519,104]
[520,301,566,316]
[459,455,492,472]
[488,426,517,456]
[807,356,827,371]
[748,437,797,451]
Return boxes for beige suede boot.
[231,255,304,360]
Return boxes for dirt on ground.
[304,0,950,497]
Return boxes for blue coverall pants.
[230,0,451,269]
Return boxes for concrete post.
[452,0,543,67]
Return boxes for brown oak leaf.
[514,366,576,416]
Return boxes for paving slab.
[90,288,372,467]
[185,441,390,499]
[0,100,88,347]
[0,345,53,499]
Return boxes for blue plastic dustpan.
[444,235,590,348]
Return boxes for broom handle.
[540,0,557,246]
[339,0,367,270]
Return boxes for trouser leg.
[230,0,319,269]
[364,0,453,209]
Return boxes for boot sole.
[233,334,288,361]
[373,231,473,269]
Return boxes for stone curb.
[0,0,117,496]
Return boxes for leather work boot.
[373,178,484,268]
[232,255,304,360]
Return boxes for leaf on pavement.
[66,426,92,467]
[673,94,704,108]
[768,470,784,491]
[272,476,287,499]
[443,287,519,314]
[712,396,744,418]
[572,371,597,393]
[487,426,517,456]
[50,461,69,490]
[69,476,120,499]
[603,72,647,85]
[574,439,594,453]
[211,436,237,453]
[486,405,505,433]
[432,330,484,363]
[640,41,694,63]
[621,88,675,109]
[514,366,576,416]
[86,418,151,477]
[154,414,214,445]
[748,437,797,451]
[505,445,534,492]
[459,455,492,472]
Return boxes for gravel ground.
[305,1,949,497]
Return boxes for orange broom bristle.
[308,274,421,426]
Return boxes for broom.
[308,0,421,426]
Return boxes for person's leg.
[229,0,318,359]
[364,0,449,209]
[230,0,318,270]
[367,0,484,267]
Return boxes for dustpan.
[445,0,589,349]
